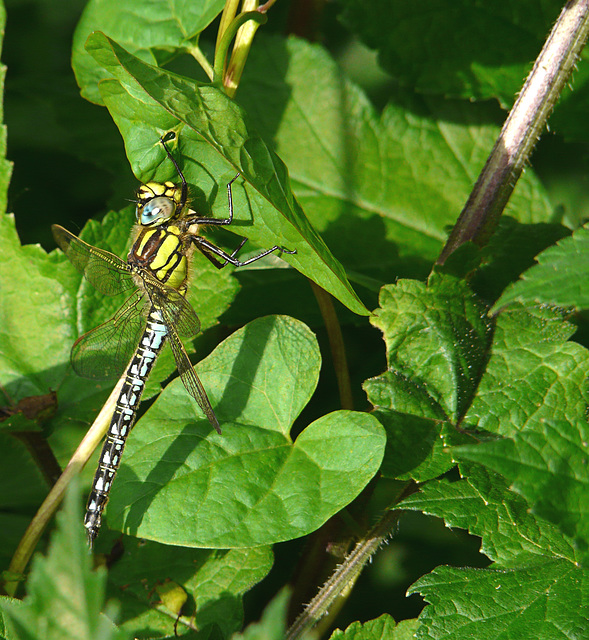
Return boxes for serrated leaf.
[105,538,272,638]
[466,306,589,435]
[409,560,587,640]
[494,223,589,312]
[83,32,367,316]
[105,315,386,546]
[238,35,553,287]
[364,275,491,481]
[401,464,579,567]
[72,0,225,104]
[1,483,127,640]
[456,419,589,561]
[330,614,416,640]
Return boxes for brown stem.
[309,281,354,411]
[438,0,589,264]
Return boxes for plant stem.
[437,0,589,264]
[216,0,241,61]
[213,9,267,91]
[310,281,354,411]
[3,377,124,596]
[186,43,214,81]
[286,509,403,640]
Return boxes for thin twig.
[309,281,354,411]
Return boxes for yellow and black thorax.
[128,180,198,295]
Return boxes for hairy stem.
[438,0,589,264]
[286,508,403,640]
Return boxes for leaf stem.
[310,281,354,410]
[437,0,589,264]
[186,43,214,81]
[3,377,124,596]
[213,8,268,93]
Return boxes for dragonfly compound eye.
[138,196,175,225]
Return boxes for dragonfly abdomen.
[84,307,168,544]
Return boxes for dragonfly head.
[136,181,183,226]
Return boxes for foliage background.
[0,0,588,638]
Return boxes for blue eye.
[137,197,175,225]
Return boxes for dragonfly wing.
[144,275,201,339]
[71,291,146,380]
[52,224,135,296]
[165,326,221,433]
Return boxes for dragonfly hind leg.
[193,234,296,269]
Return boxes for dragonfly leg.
[193,235,296,268]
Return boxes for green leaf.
[471,218,571,304]
[84,32,367,316]
[494,223,589,312]
[0,432,47,510]
[401,464,578,567]
[0,214,72,400]
[238,35,553,289]
[409,560,586,640]
[1,483,127,640]
[72,0,225,104]
[337,0,564,108]
[466,306,589,435]
[105,538,272,638]
[457,420,589,560]
[364,275,491,482]
[330,615,418,640]
[106,315,386,546]
[232,589,289,640]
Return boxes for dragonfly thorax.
[136,181,183,226]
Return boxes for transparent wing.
[145,274,201,339]
[144,276,219,432]
[71,290,147,380]
[52,224,135,296]
[166,326,221,433]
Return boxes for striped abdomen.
[84,308,167,544]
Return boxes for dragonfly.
[53,134,295,545]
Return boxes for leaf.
[409,560,587,640]
[232,589,289,640]
[337,0,564,108]
[401,464,579,567]
[364,275,492,482]
[493,223,589,312]
[329,614,418,640]
[0,432,47,510]
[466,305,589,435]
[457,420,589,561]
[83,32,367,316]
[0,483,127,640]
[105,538,272,638]
[0,214,72,400]
[106,315,386,546]
[238,35,554,290]
[72,0,225,104]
